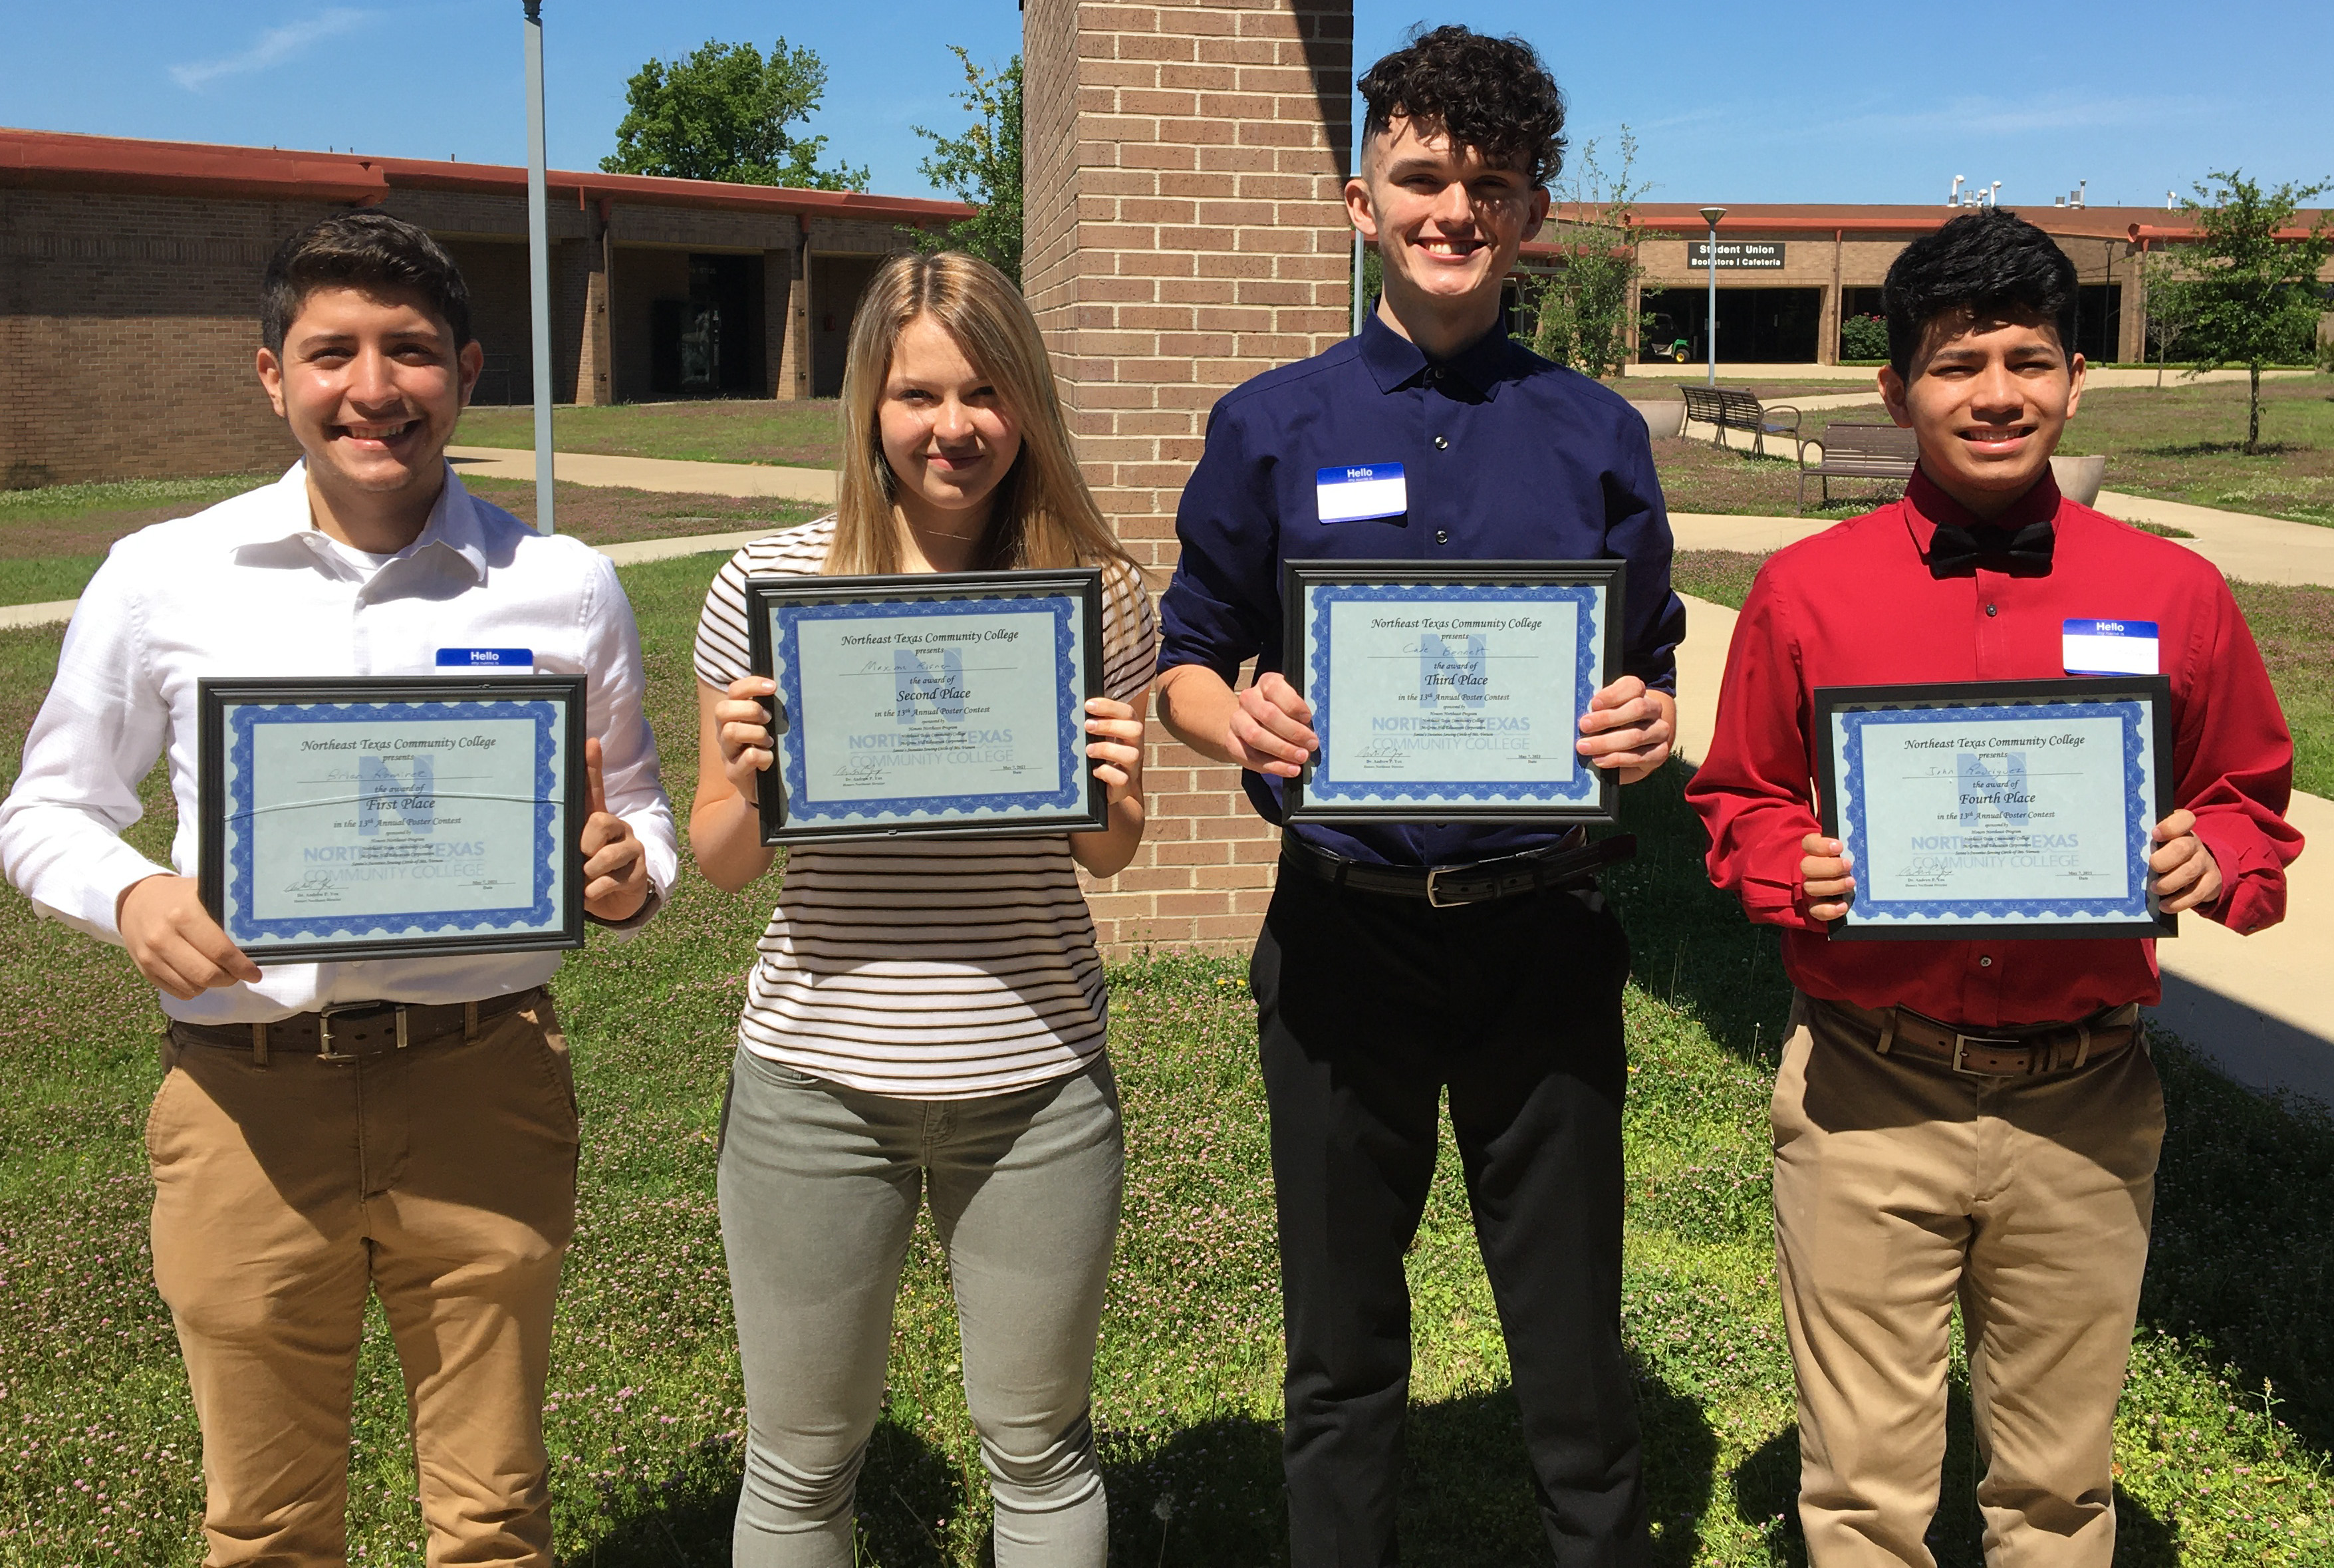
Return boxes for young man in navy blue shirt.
[1155,27,1683,1566]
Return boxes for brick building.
[1529,201,2334,368]
[0,128,970,487]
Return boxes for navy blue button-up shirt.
[1156,311,1686,867]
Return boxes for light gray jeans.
[717,1046,1123,1567]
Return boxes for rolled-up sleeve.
[0,551,175,944]
[1682,567,1826,930]
[1158,408,1279,682]
[581,553,678,933]
[1606,420,1687,695]
[2173,577,2303,935]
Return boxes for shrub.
[1839,313,1890,362]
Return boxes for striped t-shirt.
[692,515,1160,1099]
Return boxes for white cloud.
[170,9,372,91]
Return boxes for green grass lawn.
[1674,551,2334,802]
[2060,378,2334,526]
[1651,375,2334,525]
[4,553,2334,1563]
[0,474,822,606]
[455,400,844,470]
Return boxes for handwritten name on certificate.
[241,719,548,924]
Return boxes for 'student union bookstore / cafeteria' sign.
[1687,240,1787,269]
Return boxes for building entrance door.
[810,254,884,398]
[650,253,761,398]
[1640,286,1825,364]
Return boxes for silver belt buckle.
[1424,865,1470,909]
[1950,1032,2022,1075]
[317,1001,407,1063]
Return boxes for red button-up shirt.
[1685,468,2302,1027]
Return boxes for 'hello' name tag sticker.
[436,647,535,671]
[1316,463,1408,524]
[2062,619,2158,676]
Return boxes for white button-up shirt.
[0,463,679,1023]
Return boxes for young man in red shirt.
[1685,208,2301,1564]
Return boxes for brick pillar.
[575,207,616,406]
[762,245,793,398]
[781,222,813,399]
[1023,0,1355,954]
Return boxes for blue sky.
[5,2,2327,209]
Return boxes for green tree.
[910,49,1023,283]
[601,38,868,192]
[2150,169,2331,453]
[1525,130,1650,380]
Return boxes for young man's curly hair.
[1357,25,1567,189]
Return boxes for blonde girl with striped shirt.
[690,252,1156,1567]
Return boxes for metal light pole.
[1700,205,1726,386]
[523,1,555,535]
[1351,228,1365,337]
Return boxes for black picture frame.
[743,569,1110,845]
[197,676,588,964]
[1813,676,2177,941]
[1280,559,1626,826]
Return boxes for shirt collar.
[233,460,489,585]
[1901,463,2066,559]
[1356,307,1517,399]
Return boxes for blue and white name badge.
[2061,619,2158,676]
[437,647,535,672]
[1316,463,1408,525]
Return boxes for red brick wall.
[0,188,321,486]
[1023,0,1356,953]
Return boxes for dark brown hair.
[1883,208,2078,378]
[261,211,473,352]
[1358,25,1567,188]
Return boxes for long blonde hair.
[826,251,1138,579]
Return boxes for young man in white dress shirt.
[0,212,678,1565]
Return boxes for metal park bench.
[1795,422,1920,513]
[1680,385,1801,457]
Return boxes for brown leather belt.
[1823,996,2140,1077]
[1280,829,1637,908]
[166,986,545,1065]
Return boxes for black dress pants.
[1253,868,1647,1568]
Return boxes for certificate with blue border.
[744,569,1108,844]
[197,677,587,963]
[1815,677,2176,940]
[1281,560,1623,825]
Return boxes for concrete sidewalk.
[444,445,839,503]
[1667,493,2334,589]
[1627,364,2313,389]
[1673,590,2333,1104]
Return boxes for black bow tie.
[1926,517,2055,577]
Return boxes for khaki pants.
[146,995,579,1567]
[1771,991,2162,1568]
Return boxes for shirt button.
[1978,956,1994,968]
[1434,435,1450,450]
[1985,602,1998,616]
[1435,529,1450,545]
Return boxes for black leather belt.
[1279,829,1637,908]
[166,987,545,1065]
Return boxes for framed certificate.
[1281,559,1623,825]
[197,676,586,964]
[1815,676,2176,940]
[744,569,1107,844]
